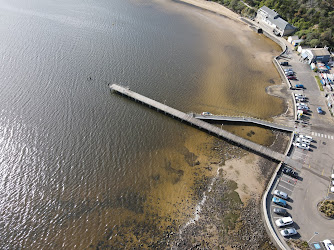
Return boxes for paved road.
[245,18,334,247]
[273,40,334,244]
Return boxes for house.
[304,48,331,64]
[257,6,296,36]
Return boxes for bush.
[319,200,334,218]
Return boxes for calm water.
[0,0,283,248]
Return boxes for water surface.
[0,0,283,248]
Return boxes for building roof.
[268,16,294,31]
[308,48,330,56]
[258,6,296,32]
[259,6,279,18]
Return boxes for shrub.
[319,200,334,218]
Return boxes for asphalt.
[241,17,334,248]
[268,39,334,245]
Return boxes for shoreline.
[166,0,293,248]
[173,0,241,23]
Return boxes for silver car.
[274,190,288,200]
[280,228,297,237]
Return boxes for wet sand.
[88,0,291,248]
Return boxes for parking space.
[269,167,302,241]
[291,146,310,164]
[310,239,334,250]
[277,174,299,194]
[265,36,334,245]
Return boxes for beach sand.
[175,0,241,22]
[97,0,292,248]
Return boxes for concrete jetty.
[110,84,302,169]
[192,114,294,132]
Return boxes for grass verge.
[315,75,324,91]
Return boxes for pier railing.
[110,84,302,169]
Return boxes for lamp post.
[307,231,319,243]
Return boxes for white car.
[280,228,297,237]
[331,174,334,179]
[296,138,311,145]
[323,239,334,250]
[299,134,313,141]
[295,143,310,150]
[294,93,304,97]
[275,217,293,227]
[274,190,289,200]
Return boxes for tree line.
[209,0,334,50]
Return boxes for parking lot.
[269,166,301,241]
[310,239,334,250]
[267,39,334,246]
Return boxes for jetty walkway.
[110,84,302,169]
[192,114,293,132]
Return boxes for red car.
[287,76,297,80]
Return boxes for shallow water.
[0,0,283,248]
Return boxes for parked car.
[296,142,310,150]
[272,197,287,207]
[282,166,298,178]
[323,239,334,250]
[299,134,313,141]
[331,174,334,179]
[273,207,288,216]
[317,107,323,114]
[274,190,289,200]
[296,138,311,145]
[280,228,297,237]
[280,61,289,66]
[288,76,297,80]
[285,71,294,76]
[295,84,304,89]
[201,112,212,116]
[275,216,293,227]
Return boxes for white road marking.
[312,131,314,135]
[331,136,334,140]
[321,134,324,137]
[272,216,283,219]
[325,135,327,138]
[279,180,296,188]
[277,184,294,192]
[293,151,307,156]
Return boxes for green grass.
[223,211,240,230]
[315,76,324,91]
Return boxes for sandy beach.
[93,0,292,248]
[161,0,292,248]
[175,0,241,22]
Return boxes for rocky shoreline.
[168,129,290,249]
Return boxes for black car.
[273,207,288,216]
[282,166,299,178]
[280,61,289,66]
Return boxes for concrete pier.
[110,84,302,169]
